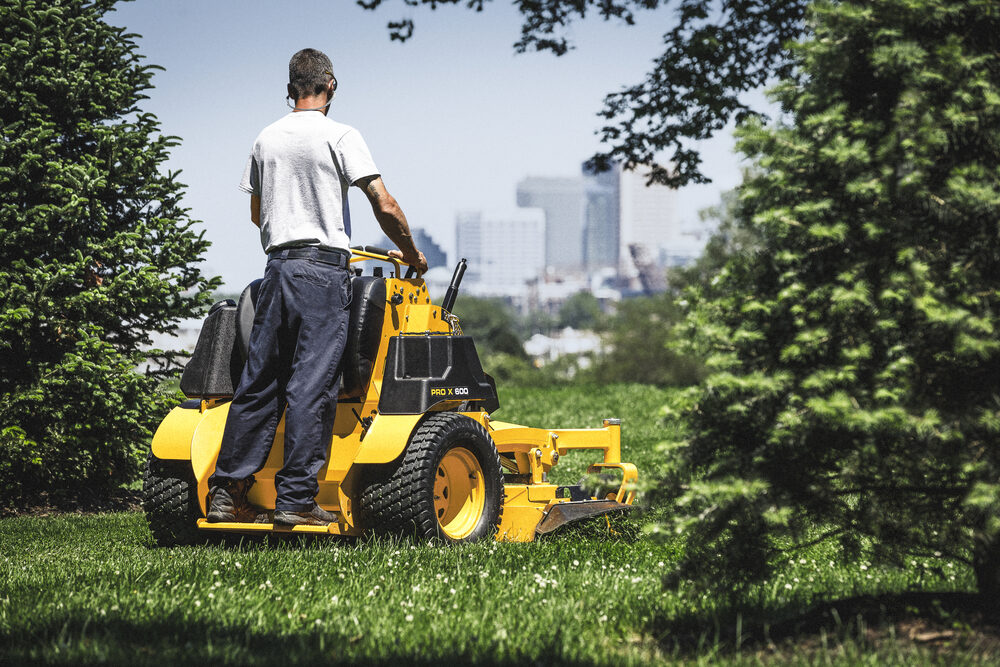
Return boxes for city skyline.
[111,1,747,291]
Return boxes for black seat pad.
[233,275,386,400]
[339,276,386,398]
[236,278,263,363]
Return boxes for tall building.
[373,227,448,270]
[582,163,620,270]
[516,177,585,271]
[413,228,448,269]
[618,168,677,270]
[455,212,484,283]
[455,210,545,297]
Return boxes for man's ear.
[287,83,296,100]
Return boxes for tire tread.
[358,413,503,542]
[141,453,203,547]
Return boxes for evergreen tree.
[666,0,1000,594]
[0,0,218,501]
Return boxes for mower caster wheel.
[142,451,204,547]
[359,413,503,543]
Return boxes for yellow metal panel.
[150,406,204,460]
[527,483,558,503]
[351,413,422,464]
[402,304,450,333]
[496,485,547,542]
[488,422,549,449]
[190,402,232,515]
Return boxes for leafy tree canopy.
[453,295,527,358]
[0,0,218,501]
[557,290,603,330]
[664,0,1000,594]
[357,0,807,186]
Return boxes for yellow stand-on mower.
[143,248,637,546]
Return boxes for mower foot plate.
[535,499,634,536]
[196,518,359,535]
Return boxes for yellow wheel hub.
[433,447,485,539]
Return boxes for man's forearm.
[359,176,425,272]
[375,201,419,258]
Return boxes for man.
[207,48,428,526]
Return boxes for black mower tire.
[142,452,204,547]
[358,412,503,543]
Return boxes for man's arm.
[356,175,428,274]
[250,194,261,228]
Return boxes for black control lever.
[441,259,467,313]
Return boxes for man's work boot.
[273,504,338,527]
[206,476,255,523]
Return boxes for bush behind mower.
[143,248,637,545]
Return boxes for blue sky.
[111,0,746,289]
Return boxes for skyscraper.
[373,227,448,269]
[618,168,677,269]
[411,228,447,269]
[515,177,585,271]
[582,163,620,270]
[455,210,545,296]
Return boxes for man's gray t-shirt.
[239,112,379,253]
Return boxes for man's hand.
[388,249,428,274]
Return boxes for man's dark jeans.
[210,251,351,511]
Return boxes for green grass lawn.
[1,385,993,665]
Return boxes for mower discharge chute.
[143,249,638,545]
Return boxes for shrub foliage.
[0,0,218,501]
[666,0,1000,592]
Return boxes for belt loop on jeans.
[267,246,351,269]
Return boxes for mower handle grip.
[350,245,418,277]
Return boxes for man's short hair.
[288,48,334,100]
